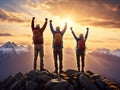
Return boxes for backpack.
[53,32,62,46]
[77,39,85,49]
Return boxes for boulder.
[26,80,38,90]
[44,79,75,90]
[95,79,106,89]
[36,74,52,83]
[1,75,16,88]
[14,72,24,81]
[64,69,79,76]
[26,70,37,80]
[86,70,94,75]
[78,74,98,90]
[10,78,25,90]
[90,74,101,80]
[37,70,50,76]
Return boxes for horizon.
[0,0,120,50]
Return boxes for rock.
[36,74,52,83]
[70,80,78,90]
[78,74,98,90]
[26,80,38,90]
[26,70,37,80]
[50,72,61,79]
[10,78,25,90]
[86,70,94,75]
[44,79,75,90]
[38,70,50,75]
[14,72,24,81]
[1,75,16,89]
[64,69,79,76]
[0,69,120,90]
[68,84,75,90]
[90,74,101,80]
[95,79,106,89]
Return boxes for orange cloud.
[0,9,30,23]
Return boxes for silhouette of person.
[31,17,48,71]
[49,20,67,73]
[70,27,89,72]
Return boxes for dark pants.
[76,49,85,72]
[53,48,63,73]
[34,44,44,71]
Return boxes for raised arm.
[85,28,89,41]
[31,17,35,30]
[49,20,55,33]
[61,22,67,35]
[70,27,77,40]
[41,18,48,32]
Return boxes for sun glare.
[60,18,73,27]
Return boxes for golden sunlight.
[60,18,73,27]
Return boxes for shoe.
[40,68,45,71]
[59,70,64,73]
[54,70,58,74]
[81,70,84,73]
[81,67,84,72]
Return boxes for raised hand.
[50,20,52,23]
[70,27,73,31]
[86,27,89,31]
[32,17,35,20]
[45,18,48,21]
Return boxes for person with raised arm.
[49,20,67,73]
[70,27,89,72]
[31,17,48,71]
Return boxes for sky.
[0,0,120,50]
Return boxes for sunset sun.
[60,18,73,27]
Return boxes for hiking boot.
[40,68,45,71]
[54,70,58,74]
[59,70,64,73]
[81,68,84,72]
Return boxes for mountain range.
[0,41,31,60]
[0,42,120,83]
[90,48,120,57]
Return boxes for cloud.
[0,33,13,36]
[39,0,120,28]
[0,9,30,23]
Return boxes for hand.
[70,27,73,31]
[50,20,52,23]
[45,18,48,21]
[86,27,89,31]
[32,17,35,20]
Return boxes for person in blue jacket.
[49,20,67,73]
[70,27,89,72]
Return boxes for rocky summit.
[0,69,120,90]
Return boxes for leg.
[53,48,58,73]
[39,45,44,71]
[76,53,80,72]
[59,49,63,73]
[34,45,38,70]
[81,52,85,72]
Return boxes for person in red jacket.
[70,27,89,72]
[31,17,48,71]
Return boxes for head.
[56,26,60,31]
[36,24,40,29]
[79,34,84,39]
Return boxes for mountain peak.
[0,69,120,90]
[0,41,18,49]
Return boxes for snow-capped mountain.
[0,42,29,60]
[0,42,33,80]
[91,48,120,57]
